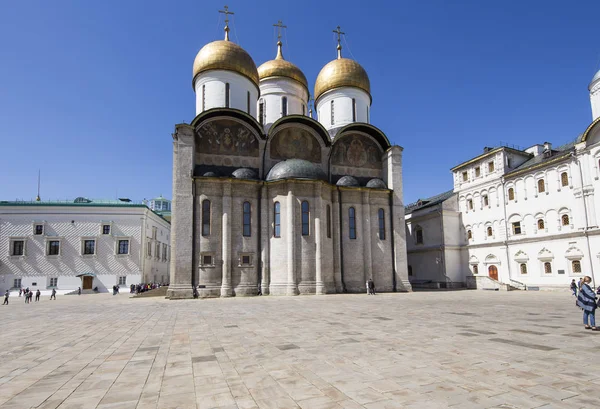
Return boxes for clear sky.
[1,0,599,204]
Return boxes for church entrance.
[488,265,498,281]
[82,276,93,290]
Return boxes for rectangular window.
[301,201,310,236]
[202,200,211,236]
[475,167,481,177]
[462,172,468,182]
[12,240,24,256]
[326,205,331,239]
[13,278,21,288]
[282,96,287,116]
[378,209,385,240]
[483,195,489,206]
[48,240,60,256]
[488,161,494,172]
[202,255,212,265]
[349,207,356,239]
[274,202,281,238]
[512,222,521,235]
[118,276,127,286]
[239,254,252,266]
[243,202,251,237]
[147,242,152,257]
[49,277,58,287]
[34,224,44,235]
[102,224,111,235]
[468,199,473,210]
[83,240,95,255]
[118,240,129,255]
[155,243,160,258]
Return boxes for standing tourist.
[25,289,30,304]
[368,278,376,295]
[3,290,9,305]
[35,289,40,302]
[50,288,56,300]
[576,276,598,330]
[19,288,22,297]
[78,287,81,295]
[570,279,578,296]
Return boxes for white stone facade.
[258,77,309,132]
[316,87,370,131]
[0,201,170,294]
[194,70,259,117]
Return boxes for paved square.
[1,291,599,409]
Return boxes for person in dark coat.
[576,276,598,330]
[3,290,9,305]
[192,286,199,299]
[368,278,376,295]
[570,279,578,296]
[35,289,40,302]
[78,287,81,295]
[50,288,56,300]
[25,290,30,304]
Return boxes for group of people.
[2,287,57,305]
[574,277,599,330]
[131,282,165,294]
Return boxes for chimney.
[543,142,552,151]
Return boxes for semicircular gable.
[191,107,264,139]
[334,123,391,151]
[331,132,383,170]
[269,115,331,147]
[195,117,261,158]
[269,123,323,163]
[581,116,600,144]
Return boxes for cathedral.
[167,9,411,298]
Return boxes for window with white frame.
[117,239,130,255]
[46,239,61,256]
[238,253,253,267]
[544,262,552,274]
[147,241,152,257]
[475,166,481,177]
[512,222,522,235]
[520,263,528,274]
[560,172,569,187]
[49,277,58,287]
[572,260,582,273]
[201,253,214,267]
[488,161,494,172]
[82,239,96,255]
[472,265,479,274]
[118,276,127,286]
[537,219,545,230]
[33,223,44,235]
[508,188,515,201]
[467,199,473,210]
[13,278,22,289]
[102,224,111,235]
[462,171,468,182]
[487,226,493,237]
[561,214,570,226]
[483,195,489,207]
[537,179,545,193]
[10,239,25,256]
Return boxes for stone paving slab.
[0,291,599,408]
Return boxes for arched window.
[416,228,423,244]
[273,202,281,238]
[520,263,528,274]
[242,202,251,237]
[467,230,472,240]
[572,260,581,273]
[537,179,545,193]
[326,205,331,239]
[487,226,493,236]
[561,172,569,187]
[508,188,515,201]
[544,262,552,274]
[330,100,335,125]
[202,84,206,111]
[281,96,288,116]
[467,199,473,210]
[473,265,479,275]
[408,265,413,276]
[302,104,305,116]
[301,201,310,236]
[225,83,230,108]
[247,91,250,114]
[561,214,570,226]
[202,200,211,236]
[348,207,356,239]
[352,98,356,121]
[483,195,489,207]
[259,99,265,125]
[378,209,385,240]
[537,219,545,230]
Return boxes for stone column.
[315,184,325,294]
[221,183,233,297]
[260,185,270,295]
[167,124,195,299]
[362,190,373,285]
[286,185,298,295]
[382,146,412,292]
[332,190,343,293]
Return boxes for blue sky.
[1,0,599,204]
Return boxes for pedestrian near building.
[35,290,40,302]
[50,288,56,300]
[18,288,22,297]
[78,287,81,295]
[3,290,9,305]
[25,290,29,304]
[576,276,598,330]
[570,279,578,296]
[368,278,376,295]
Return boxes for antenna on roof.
[35,169,41,202]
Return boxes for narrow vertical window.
[282,96,287,116]
[225,83,230,108]
[561,172,569,187]
[467,230,472,240]
[301,201,310,236]
[378,208,385,240]
[326,205,331,238]
[367,106,369,122]
[247,91,250,114]
[537,179,545,193]
[243,201,251,237]
[330,100,335,125]
[273,202,281,238]
[537,219,545,230]
[259,100,265,125]
[508,188,515,201]
[520,263,528,274]
[349,207,356,239]
[202,84,206,111]
[352,98,356,121]
[416,228,423,244]
[572,260,581,273]
[202,200,211,236]
[302,104,305,116]
[487,226,493,236]
[544,262,552,274]
[561,214,570,226]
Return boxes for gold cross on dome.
[273,20,287,42]
[219,5,234,40]
[333,25,345,58]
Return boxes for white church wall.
[316,88,370,131]
[258,78,308,132]
[195,70,258,117]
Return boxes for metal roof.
[405,190,455,214]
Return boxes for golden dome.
[314,57,370,102]
[192,40,259,88]
[258,42,308,91]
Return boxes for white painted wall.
[316,87,370,131]
[194,70,258,117]
[590,74,600,121]
[258,78,309,132]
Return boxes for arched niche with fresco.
[265,123,329,174]
[194,117,262,175]
[330,132,384,184]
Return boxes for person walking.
[25,290,30,304]
[78,287,81,296]
[570,279,578,296]
[368,278,376,295]
[35,289,40,302]
[3,290,9,305]
[50,288,56,300]
[18,288,22,297]
[576,276,598,330]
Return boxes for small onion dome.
[336,175,360,187]
[232,168,258,180]
[202,171,219,177]
[258,42,308,91]
[266,159,327,182]
[366,178,386,189]
[590,69,600,90]
[314,58,370,102]
[192,40,259,88]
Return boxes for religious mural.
[196,119,259,157]
[331,134,382,169]
[270,127,321,163]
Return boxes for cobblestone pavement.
[0,290,598,409]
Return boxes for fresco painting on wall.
[197,119,259,157]
[331,134,382,169]
[270,128,321,163]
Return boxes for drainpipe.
[389,190,397,292]
[572,152,596,286]
[337,187,346,292]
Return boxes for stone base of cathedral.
[166,285,194,299]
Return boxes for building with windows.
[406,67,600,290]
[148,195,172,221]
[168,13,410,298]
[0,198,171,294]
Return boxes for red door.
[488,265,498,281]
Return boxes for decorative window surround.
[8,237,28,258]
[80,237,97,257]
[238,252,254,267]
[200,252,215,267]
[32,221,46,236]
[100,221,113,235]
[115,237,131,256]
[45,237,64,257]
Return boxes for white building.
[0,198,171,294]
[407,68,600,290]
